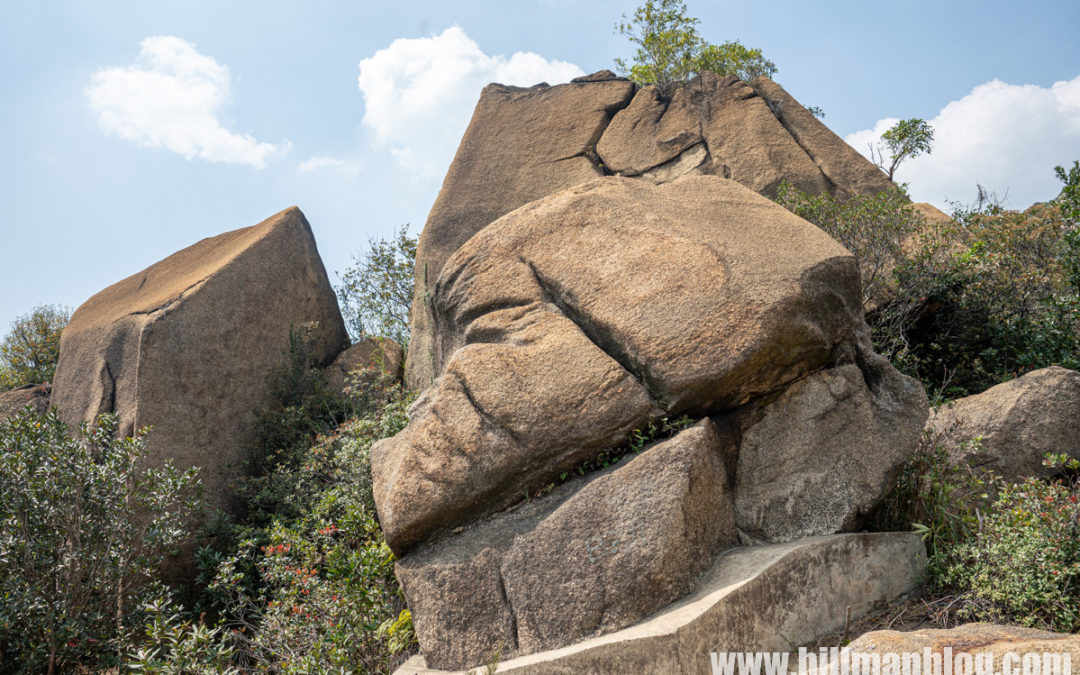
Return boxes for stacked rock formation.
[374,176,928,669]
[404,71,896,391]
[52,207,348,527]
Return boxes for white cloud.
[299,156,360,177]
[357,25,585,179]
[86,36,288,168]
[846,75,1080,210]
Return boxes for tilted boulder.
[397,420,736,669]
[376,175,867,555]
[374,176,928,668]
[404,72,895,390]
[926,366,1080,482]
[52,207,348,527]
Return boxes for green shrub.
[128,595,239,674]
[875,439,1080,632]
[0,304,70,390]
[336,225,416,349]
[944,455,1080,631]
[190,370,414,674]
[238,323,355,531]
[910,198,1080,397]
[870,432,998,581]
[776,168,1080,400]
[0,409,200,673]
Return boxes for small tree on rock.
[614,0,777,97]
[870,118,935,181]
[336,225,417,349]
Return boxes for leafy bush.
[0,304,70,389]
[614,0,776,96]
[188,366,414,674]
[909,197,1080,397]
[128,595,239,674]
[238,323,355,530]
[944,455,1080,631]
[336,225,416,349]
[0,410,200,673]
[870,433,998,580]
[776,166,1080,400]
[875,438,1080,632]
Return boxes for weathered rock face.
[376,175,866,555]
[913,202,953,225]
[839,623,1080,673]
[324,336,404,394]
[404,72,895,390]
[397,420,736,669]
[52,207,348,525]
[736,356,928,544]
[394,534,928,675]
[751,77,896,197]
[404,76,636,390]
[926,366,1080,482]
[375,176,928,668]
[0,383,50,422]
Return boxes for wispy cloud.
[846,74,1080,209]
[299,156,360,177]
[86,36,289,168]
[357,25,584,179]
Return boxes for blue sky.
[2,0,1079,332]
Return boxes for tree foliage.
[336,225,416,349]
[1056,160,1080,294]
[0,304,70,389]
[614,0,777,96]
[0,411,200,673]
[777,165,1080,400]
[870,118,935,181]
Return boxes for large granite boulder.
[404,75,636,390]
[398,420,736,668]
[52,207,348,526]
[0,383,50,422]
[836,623,1080,674]
[926,366,1080,482]
[404,72,895,390]
[736,360,927,544]
[376,175,867,555]
[374,176,928,668]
